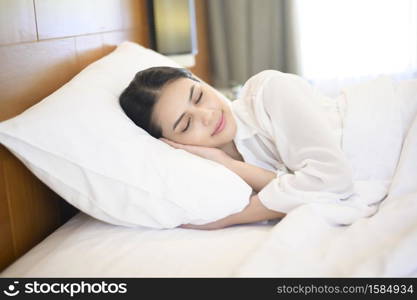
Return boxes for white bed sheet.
[0,212,274,277]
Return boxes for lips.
[212,112,225,136]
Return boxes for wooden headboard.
[0,0,211,272]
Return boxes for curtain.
[206,0,287,89]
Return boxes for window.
[293,0,417,94]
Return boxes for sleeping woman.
[118,66,360,230]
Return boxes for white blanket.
[234,78,417,277]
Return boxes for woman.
[119,66,357,230]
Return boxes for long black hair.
[119,66,199,138]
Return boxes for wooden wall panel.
[189,0,212,84]
[0,0,37,45]
[0,149,15,271]
[35,0,146,40]
[0,28,148,122]
[74,28,148,64]
[120,0,144,29]
[74,34,106,70]
[135,0,151,48]
[0,38,79,121]
[3,150,61,258]
[0,145,62,269]
[101,29,146,55]
[35,0,123,39]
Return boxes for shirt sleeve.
[255,71,355,214]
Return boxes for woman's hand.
[178,193,286,230]
[159,138,232,165]
[179,219,230,231]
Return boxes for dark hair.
[119,66,199,138]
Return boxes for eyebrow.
[172,84,195,132]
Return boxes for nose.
[194,107,214,126]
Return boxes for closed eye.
[182,91,203,133]
[196,90,203,103]
[182,118,191,132]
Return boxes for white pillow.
[0,41,251,229]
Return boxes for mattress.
[0,212,275,277]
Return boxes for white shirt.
[229,70,356,215]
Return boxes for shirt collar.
[228,100,257,141]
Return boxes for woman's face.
[151,77,237,148]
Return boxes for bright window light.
[295,0,417,80]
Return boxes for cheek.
[188,129,208,142]
[178,128,211,146]
[207,93,223,109]
[196,122,217,138]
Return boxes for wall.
[0,0,212,121]
[0,0,149,121]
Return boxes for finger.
[179,224,194,228]
[179,224,204,230]
[180,223,219,230]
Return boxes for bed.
[1,103,416,277]
[1,1,417,278]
